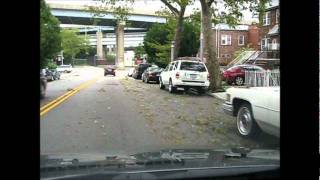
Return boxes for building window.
[261,38,270,50]
[263,12,271,26]
[221,35,231,45]
[238,35,245,46]
[276,9,280,24]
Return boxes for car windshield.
[180,61,206,72]
[40,0,280,179]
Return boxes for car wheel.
[236,103,260,137]
[197,87,205,95]
[235,76,244,86]
[168,79,176,93]
[159,78,165,89]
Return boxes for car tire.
[197,87,205,95]
[236,103,260,138]
[159,78,165,89]
[168,79,176,93]
[235,76,244,86]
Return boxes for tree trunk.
[173,7,185,59]
[200,0,222,92]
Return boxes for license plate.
[190,74,197,79]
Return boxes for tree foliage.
[40,0,61,69]
[88,0,134,24]
[143,15,200,68]
[61,29,89,64]
[133,43,146,59]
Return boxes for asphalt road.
[41,66,279,156]
[40,66,103,107]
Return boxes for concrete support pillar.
[96,28,103,59]
[116,21,125,69]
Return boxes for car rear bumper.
[147,76,159,81]
[222,102,233,116]
[174,80,210,87]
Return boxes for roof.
[212,23,249,31]
[268,24,279,35]
[266,0,279,10]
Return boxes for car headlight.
[226,93,231,102]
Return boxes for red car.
[104,66,116,76]
[222,64,265,86]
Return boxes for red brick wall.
[248,25,260,50]
[211,29,249,65]
[258,7,279,49]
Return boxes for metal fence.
[244,69,280,87]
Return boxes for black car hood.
[41,148,279,168]
[40,149,279,180]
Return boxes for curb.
[206,92,226,101]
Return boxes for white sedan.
[57,65,72,73]
[222,86,280,138]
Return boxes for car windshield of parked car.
[180,61,206,72]
[40,0,280,179]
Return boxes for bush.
[105,54,116,62]
[47,61,57,69]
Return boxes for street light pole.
[171,41,175,62]
[200,10,203,62]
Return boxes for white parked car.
[57,64,72,73]
[222,86,280,138]
[159,57,210,94]
[127,67,135,77]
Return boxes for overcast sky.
[46,0,266,24]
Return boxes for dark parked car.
[104,66,116,76]
[222,64,265,86]
[45,69,60,81]
[40,72,47,99]
[141,66,163,83]
[132,63,152,79]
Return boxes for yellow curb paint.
[40,77,100,117]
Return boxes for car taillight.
[176,72,180,79]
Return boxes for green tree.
[40,0,61,69]
[199,0,269,92]
[143,17,200,68]
[133,43,146,59]
[61,29,89,65]
[159,0,194,59]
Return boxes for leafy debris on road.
[195,118,210,126]
[94,120,99,124]
[98,88,106,93]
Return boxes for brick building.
[258,1,279,51]
[210,0,279,65]
[211,24,260,65]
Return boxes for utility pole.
[200,10,203,62]
[171,41,175,62]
